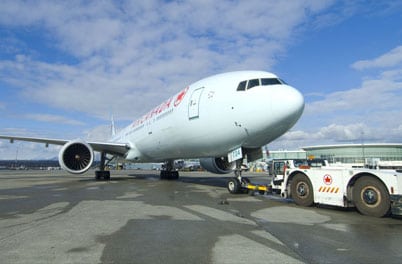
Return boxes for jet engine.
[199,157,236,174]
[58,140,94,174]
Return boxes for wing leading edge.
[0,135,130,156]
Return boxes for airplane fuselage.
[0,70,304,177]
[112,71,304,162]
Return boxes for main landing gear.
[160,160,179,180]
[95,152,111,180]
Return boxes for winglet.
[111,115,116,136]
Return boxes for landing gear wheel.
[172,171,179,180]
[160,171,179,180]
[353,176,390,217]
[95,171,111,181]
[160,160,179,180]
[227,178,241,194]
[95,152,111,181]
[290,173,314,207]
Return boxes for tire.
[227,178,241,194]
[160,171,179,180]
[95,171,110,181]
[160,171,167,180]
[353,176,390,217]
[172,171,179,180]
[290,173,314,207]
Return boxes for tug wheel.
[290,173,314,207]
[353,176,390,217]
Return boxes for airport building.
[265,143,402,169]
[267,150,307,160]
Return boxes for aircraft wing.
[0,135,129,156]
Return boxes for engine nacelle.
[58,140,94,174]
[199,157,236,174]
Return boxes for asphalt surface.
[0,169,401,264]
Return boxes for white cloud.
[23,114,85,126]
[0,127,62,159]
[316,123,368,141]
[0,141,61,160]
[276,44,402,149]
[306,77,402,115]
[3,0,400,156]
[0,0,336,122]
[271,123,384,150]
[84,125,114,142]
[352,45,402,70]
[278,123,368,142]
[305,47,402,128]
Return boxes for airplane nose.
[270,85,304,125]
[284,85,305,118]
[237,82,304,147]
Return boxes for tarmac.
[0,169,402,263]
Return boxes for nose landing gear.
[227,159,249,194]
[226,159,270,195]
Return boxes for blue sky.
[0,0,402,159]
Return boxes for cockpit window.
[236,77,287,92]
[261,78,282,85]
[247,79,260,89]
[237,80,247,91]
[279,79,287,85]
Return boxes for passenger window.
[247,79,260,89]
[237,80,247,91]
[261,78,282,85]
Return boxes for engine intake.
[59,140,94,174]
[199,157,236,174]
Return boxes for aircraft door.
[188,87,204,119]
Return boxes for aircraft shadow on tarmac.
[178,176,229,188]
[78,177,136,182]
[127,173,229,188]
[75,172,229,189]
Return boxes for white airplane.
[0,71,304,191]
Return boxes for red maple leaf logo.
[174,87,189,107]
[323,174,332,185]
